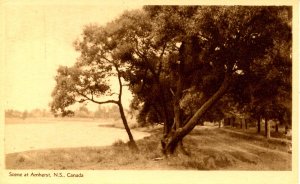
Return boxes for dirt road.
[186,126,292,170]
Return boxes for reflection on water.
[5,122,149,154]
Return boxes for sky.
[3,1,143,111]
[2,0,297,113]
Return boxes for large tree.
[143,6,292,154]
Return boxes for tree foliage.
[142,6,292,154]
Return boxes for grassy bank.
[6,127,291,170]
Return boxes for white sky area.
[3,1,143,111]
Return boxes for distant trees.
[74,105,91,118]
[5,106,123,119]
[5,109,53,119]
[69,105,122,119]
[94,105,120,119]
[93,106,106,118]
[5,109,23,118]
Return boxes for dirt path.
[188,127,291,170]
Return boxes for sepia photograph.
[0,0,298,184]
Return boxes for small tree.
[50,25,138,150]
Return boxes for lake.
[5,120,150,154]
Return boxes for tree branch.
[159,43,167,59]
[77,99,87,103]
[106,92,119,96]
[76,90,118,105]
[114,64,123,103]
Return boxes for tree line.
[5,109,52,119]
[72,105,122,119]
[50,6,292,154]
[5,105,123,120]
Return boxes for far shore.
[4,117,137,127]
[5,117,110,123]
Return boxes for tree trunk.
[230,117,234,127]
[158,83,173,137]
[265,119,270,139]
[161,74,231,155]
[285,125,289,134]
[240,118,243,129]
[118,103,138,150]
[267,120,271,138]
[234,118,237,128]
[225,118,229,126]
[257,116,261,133]
[163,116,173,137]
[264,119,267,136]
[241,118,245,130]
[162,45,185,154]
[245,119,248,129]
[115,65,138,150]
[173,76,184,130]
[275,123,279,133]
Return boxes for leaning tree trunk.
[115,65,138,151]
[118,102,138,150]
[161,75,231,155]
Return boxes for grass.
[5,126,291,170]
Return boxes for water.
[5,121,150,154]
